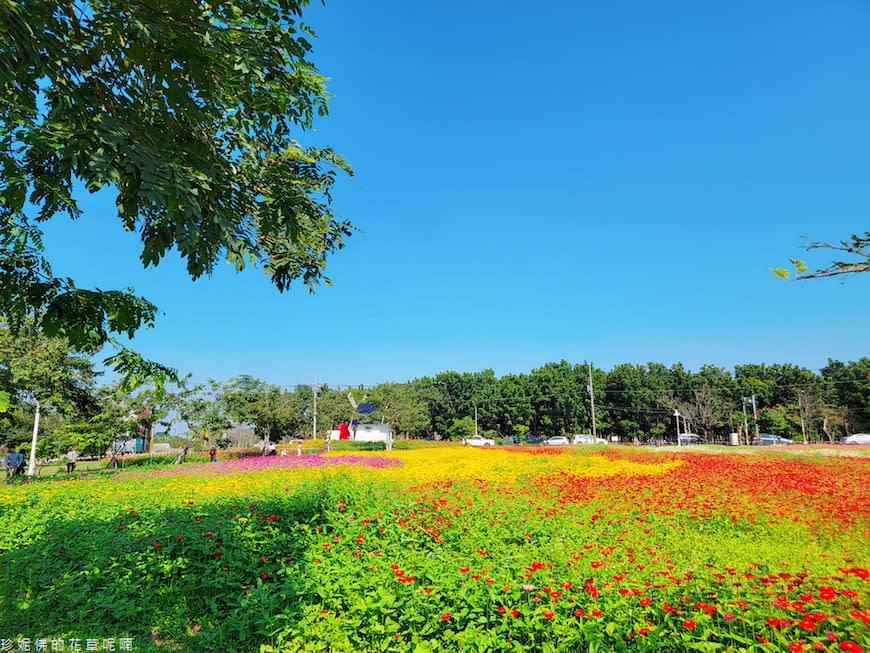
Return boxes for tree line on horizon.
[2,324,868,457]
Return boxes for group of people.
[4,446,79,479]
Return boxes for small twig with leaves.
[772,232,869,280]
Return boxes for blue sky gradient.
[43,0,869,387]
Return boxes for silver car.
[844,433,870,445]
[753,433,794,446]
[462,435,496,447]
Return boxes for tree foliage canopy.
[0,0,351,358]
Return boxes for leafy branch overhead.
[0,0,352,351]
[773,232,869,280]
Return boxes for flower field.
[0,447,867,652]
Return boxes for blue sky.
[42,0,869,388]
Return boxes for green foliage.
[221,376,301,444]
[175,379,232,442]
[822,357,870,432]
[447,416,475,441]
[0,321,99,450]
[756,405,802,438]
[0,0,351,384]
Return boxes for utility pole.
[474,402,478,437]
[742,398,750,445]
[588,362,597,439]
[312,378,321,441]
[674,410,681,448]
[751,394,760,441]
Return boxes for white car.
[844,433,870,445]
[572,434,608,445]
[546,436,571,446]
[463,435,496,447]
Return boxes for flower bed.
[0,448,866,652]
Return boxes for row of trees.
[2,323,868,453]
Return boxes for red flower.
[638,628,650,636]
[543,610,555,619]
[639,597,652,606]
[261,573,269,580]
[574,609,585,617]
[509,609,519,618]
[840,643,862,653]
[591,609,602,617]
[496,606,506,614]
[440,612,450,621]
[788,643,804,653]
[682,619,696,630]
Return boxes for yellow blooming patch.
[324,446,681,485]
[0,448,680,511]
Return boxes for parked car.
[572,434,608,445]
[546,436,571,446]
[752,433,794,446]
[462,435,496,447]
[844,433,870,445]
[678,433,708,445]
[522,435,544,445]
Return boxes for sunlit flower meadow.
[0,446,867,652]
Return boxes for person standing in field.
[66,446,78,473]
[209,446,217,462]
[5,449,23,479]
[14,449,26,476]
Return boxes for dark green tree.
[221,376,299,449]
[0,322,98,468]
[821,358,870,433]
[527,361,587,438]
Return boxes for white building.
[353,424,393,442]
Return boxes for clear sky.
[42,0,869,388]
